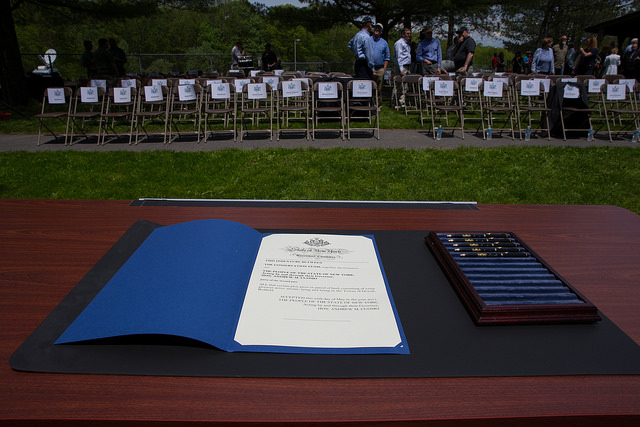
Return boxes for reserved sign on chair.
[352,80,372,98]
[80,87,99,103]
[47,88,66,104]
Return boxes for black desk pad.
[10,220,640,378]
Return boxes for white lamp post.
[294,38,301,71]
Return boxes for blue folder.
[55,219,409,355]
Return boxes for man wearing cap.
[453,27,475,75]
[552,35,568,75]
[369,23,390,105]
[348,16,374,78]
[261,43,277,71]
[416,27,441,75]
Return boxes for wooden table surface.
[1,199,639,426]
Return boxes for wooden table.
[1,199,639,425]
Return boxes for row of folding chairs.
[394,73,638,141]
[35,78,380,145]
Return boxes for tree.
[300,0,435,40]
[496,0,638,52]
[0,0,186,106]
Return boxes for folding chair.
[515,80,550,140]
[202,82,236,142]
[277,79,310,140]
[35,87,73,146]
[346,79,379,140]
[100,86,137,145]
[66,86,106,145]
[312,81,344,140]
[401,74,422,116]
[167,83,203,143]
[132,84,170,144]
[481,79,516,140]
[419,76,440,127]
[601,83,640,141]
[559,81,597,141]
[459,77,484,136]
[391,74,403,110]
[429,79,464,139]
[239,82,274,141]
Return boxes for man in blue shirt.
[394,28,412,76]
[348,16,373,78]
[369,23,390,105]
[416,28,441,75]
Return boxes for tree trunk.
[0,0,29,106]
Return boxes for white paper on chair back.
[47,88,66,104]
[211,83,230,99]
[80,87,99,103]
[178,85,197,101]
[144,85,164,102]
[352,80,372,97]
[114,87,132,103]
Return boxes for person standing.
[564,41,576,75]
[261,43,277,71]
[573,36,598,75]
[369,23,390,105]
[348,16,373,78]
[416,27,441,75]
[531,37,555,75]
[394,27,412,76]
[231,41,245,69]
[81,40,96,79]
[453,27,475,75]
[109,38,127,77]
[552,35,568,75]
[603,48,621,75]
[512,51,524,74]
[622,40,639,79]
[94,38,117,77]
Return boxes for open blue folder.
[55,219,409,355]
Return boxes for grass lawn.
[1,147,639,214]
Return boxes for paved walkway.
[0,129,636,151]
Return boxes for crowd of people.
[81,38,127,78]
[344,17,639,81]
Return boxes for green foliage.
[1,148,639,214]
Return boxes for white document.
[434,80,454,97]
[178,84,197,101]
[607,84,626,100]
[281,80,302,98]
[90,79,107,89]
[262,76,280,91]
[520,80,541,96]
[80,87,99,103]
[352,80,372,97]
[318,82,338,99]
[152,79,168,87]
[121,79,138,88]
[483,81,503,97]
[563,84,580,99]
[588,79,606,93]
[47,88,66,104]
[144,85,164,102]
[422,76,439,91]
[114,87,132,103]
[234,78,251,91]
[464,78,482,92]
[247,83,267,99]
[234,233,403,349]
[210,82,230,99]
